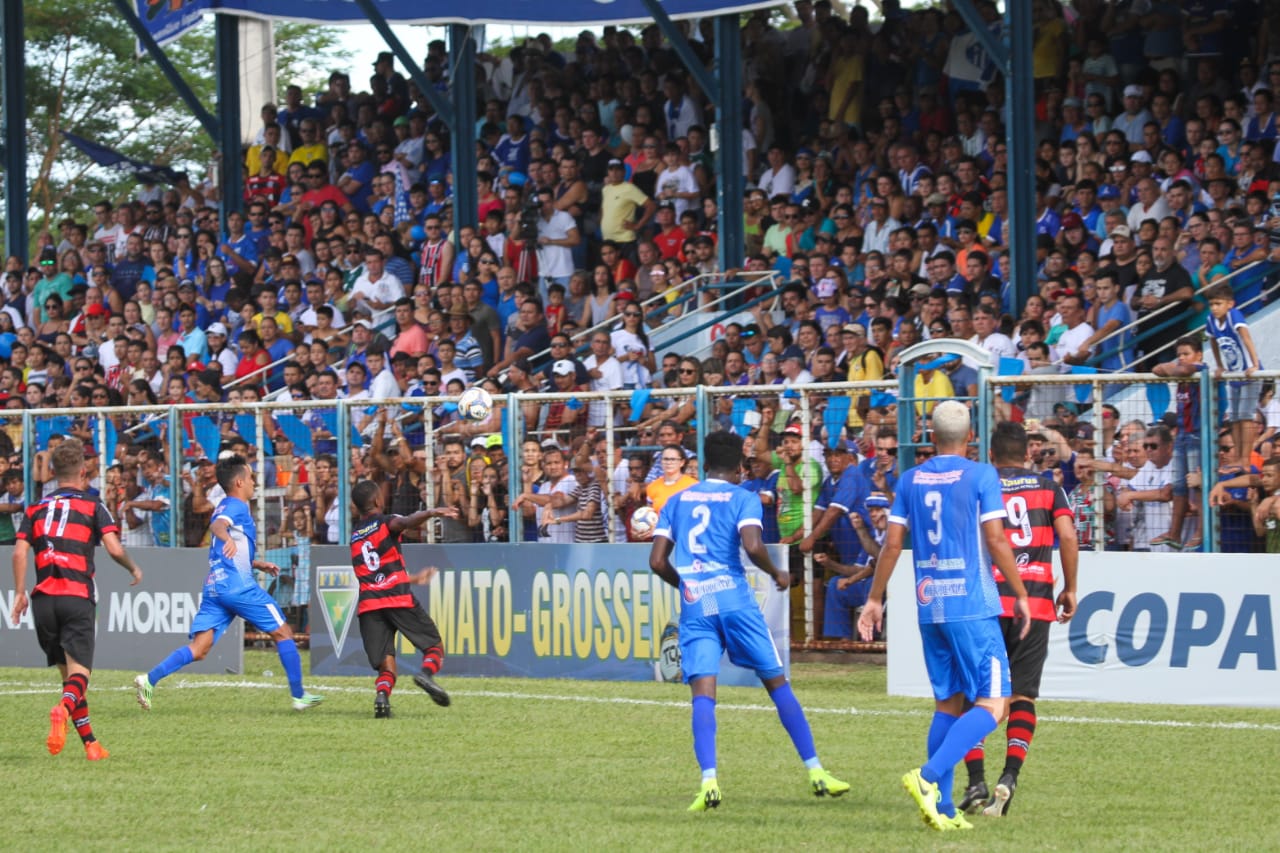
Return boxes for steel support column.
[714,14,744,271]
[638,0,720,108]
[949,0,1008,69]
[1004,1,1037,311]
[215,14,242,221]
[449,24,479,235]
[351,0,455,129]
[1,0,27,262]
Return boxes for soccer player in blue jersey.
[649,431,849,812]
[134,455,323,712]
[858,401,1030,832]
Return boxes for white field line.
[1,679,1279,732]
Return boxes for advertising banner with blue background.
[887,552,1280,708]
[309,544,789,686]
[137,0,779,44]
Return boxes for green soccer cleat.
[134,674,154,711]
[688,779,722,812]
[902,767,946,831]
[292,692,324,711]
[942,810,974,831]
[809,768,850,797]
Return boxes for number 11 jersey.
[654,479,760,620]
[889,455,1006,625]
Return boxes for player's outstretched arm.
[102,532,143,586]
[390,506,460,533]
[648,534,682,590]
[742,524,788,591]
[1052,514,1079,623]
[409,567,439,585]
[983,518,1030,637]
[10,539,30,624]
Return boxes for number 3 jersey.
[654,479,761,620]
[18,488,118,602]
[350,514,414,614]
[890,455,1006,625]
[994,466,1071,622]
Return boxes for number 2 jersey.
[654,479,761,621]
[890,455,1006,624]
[994,466,1070,622]
[18,488,118,603]
[350,514,414,614]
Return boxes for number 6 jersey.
[889,455,1006,625]
[654,479,761,620]
[350,514,414,614]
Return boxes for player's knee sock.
[276,638,304,699]
[60,673,88,714]
[691,695,717,779]
[375,670,396,698]
[923,711,958,817]
[422,645,444,676]
[923,707,999,814]
[1003,700,1037,780]
[71,698,95,745]
[964,742,986,787]
[770,682,819,767]
[148,646,194,686]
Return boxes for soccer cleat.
[688,779,722,812]
[958,780,991,814]
[809,767,850,797]
[413,671,451,707]
[84,741,109,761]
[134,674,154,711]
[374,694,393,719]
[983,774,1017,817]
[902,767,946,831]
[291,692,324,712]
[47,704,69,756]
[942,810,974,831]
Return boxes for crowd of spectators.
[7,1,1280,638]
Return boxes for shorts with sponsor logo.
[1000,616,1052,699]
[358,599,441,671]
[32,593,96,669]
[191,584,286,644]
[920,618,1011,702]
[680,607,782,683]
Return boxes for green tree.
[12,0,349,242]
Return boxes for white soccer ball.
[457,387,493,421]
[631,505,659,539]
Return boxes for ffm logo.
[317,566,358,657]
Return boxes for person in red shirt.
[652,202,684,259]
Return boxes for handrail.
[1127,276,1280,369]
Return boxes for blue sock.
[923,711,959,817]
[923,707,999,816]
[147,646,194,686]
[770,682,818,765]
[691,695,717,777]
[276,638,304,699]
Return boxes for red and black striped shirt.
[19,488,119,603]
[350,514,414,614]
[993,467,1071,622]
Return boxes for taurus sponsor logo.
[317,565,359,657]
[917,576,968,606]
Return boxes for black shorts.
[999,616,1052,699]
[31,594,97,670]
[359,600,442,671]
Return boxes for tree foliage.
[11,0,350,239]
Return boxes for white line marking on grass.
[2,681,1279,732]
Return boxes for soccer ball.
[631,505,659,540]
[457,387,493,421]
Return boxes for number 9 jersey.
[889,455,1006,625]
[654,479,761,621]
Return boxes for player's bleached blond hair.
[932,400,971,445]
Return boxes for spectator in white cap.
[1113,84,1153,146]
[205,322,237,377]
[537,359,585,435]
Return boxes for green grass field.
[3,652,1279,851]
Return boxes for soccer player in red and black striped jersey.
[350,479,459,718]
[9,438,144,761]
[959,421,1078,817]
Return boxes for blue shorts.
[680,608,783,683]
[919,619,1012,702]
[191,585,286,644]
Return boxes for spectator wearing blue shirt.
[338,140,377,215]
